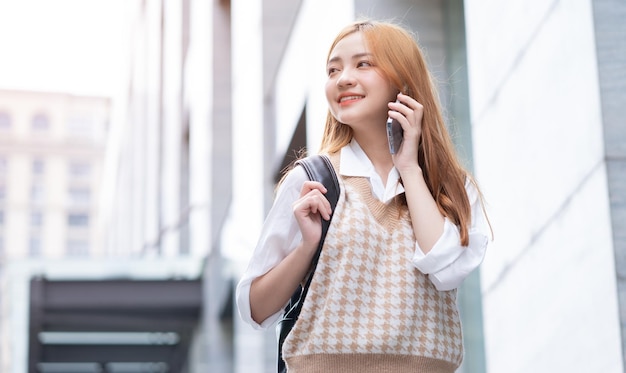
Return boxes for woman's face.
[325,32,396,130]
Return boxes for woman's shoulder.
[275,160,309,197]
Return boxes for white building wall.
[186,0,213,258]
[464,0,623,372]
[143,1,164,256]
[228,0,267,371]
[161,0,183,258]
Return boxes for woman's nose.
[336,69,356,87]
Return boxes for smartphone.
[386,101,403,154]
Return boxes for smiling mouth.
[339,95,364,103]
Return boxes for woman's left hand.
[387,92,424,172]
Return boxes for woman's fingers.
[388,93,424,165]
[390,93,423,131]
[292,181,333,250]
[295,181,332,220]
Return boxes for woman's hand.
[387,92,424,173]
[292,180,332,253]
[389,93,445,253]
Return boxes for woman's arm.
[249,240,318,323]
[400,166,445,253]
[236,162,338,328]
[410,180,490,290]
[247,178,332,325]
[389,93,445,253]
[236,167,305,328]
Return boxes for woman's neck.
[352,131,394,186]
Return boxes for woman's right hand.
[292,180,332,253]
[249,180,332,324]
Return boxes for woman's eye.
[327,67,339,75]
[357,61,372,68]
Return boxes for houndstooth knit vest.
[282,154,463,373]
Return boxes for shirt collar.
[339,139,405,202]
[339,139,373,177]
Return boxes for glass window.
[67,239,89,257]
[68,213,89,227]
[0,156,7,175]
[68,161,91,178]
[33,159,45,175]
[67,115,94,137]
[29,236,41,257]
[68,187,91,206]
[32,113,50,131]
[31,184,45,203]
[31,211,43,227]
[0,111,11,129]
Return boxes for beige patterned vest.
[283,154,463,373]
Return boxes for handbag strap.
[281,154,339,322]
[277,154,340,373]
[295,154,340,280]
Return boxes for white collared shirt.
[235,140,490,330]
[341,140,404,203]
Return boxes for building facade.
[0,90,108,260]
[464,0,625,372]
[0,89,109,372]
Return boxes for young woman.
[236,19,491,373]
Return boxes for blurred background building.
[0,0,624,372]
[0,90,108,260]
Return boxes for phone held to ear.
[386,101,403,154]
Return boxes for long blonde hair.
[319,20,486,246]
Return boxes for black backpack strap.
[295,154,340,262]
[277,154,340,373]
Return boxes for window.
[0,111,11,129]
[0,210,4,225]
[67,114,94,138]
[31,211,43,227]
[33,159,45,175]
[31,184,45,203]
[68,187,91,206]
[32,113,50,131]
[29,236,41,257]
[0,156,7,175]
[68,162,91,179]
[67,239,89,257]
[0,157,6,202]
[67,213,89,227]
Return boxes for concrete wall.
[464,0,623,372]
[592,0,626,367]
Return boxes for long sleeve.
[235,166,309,329]
[410,179,490,291]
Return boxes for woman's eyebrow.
[327,52,373,65]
